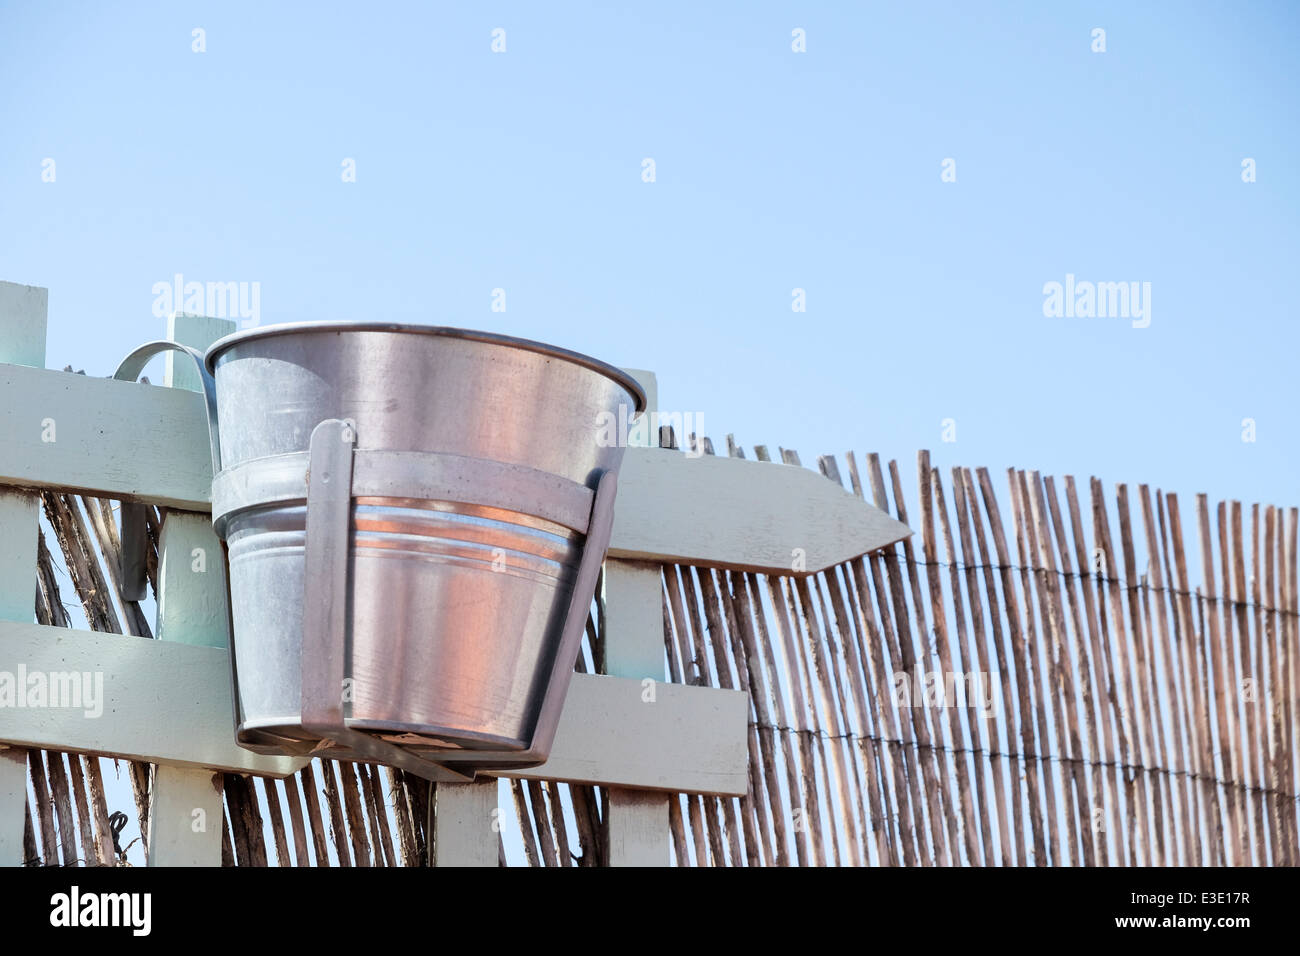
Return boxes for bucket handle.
[111,341,222,601]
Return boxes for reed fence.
[16,434,1299,866]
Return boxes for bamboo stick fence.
[16,434,1299,866]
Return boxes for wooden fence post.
[603,560,670,865]
[0,281,48,867]
[147,313,235,867]
[603,369,670,866]
[431,778,499,866]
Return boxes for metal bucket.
[118,323,644,781]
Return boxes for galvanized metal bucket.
[116,323,644,781]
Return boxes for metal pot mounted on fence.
[115,323,645,781]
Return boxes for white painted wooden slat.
[0,621,305,777]
[602,560,672,866]
[0,366,911,571]
[155,314,234,650]
[603,560,667,680]
[0,281,46,867]
[0,621,748,794]
[0,492,38,625]
[432,779,499,867]
[0,282,47,368]
[514,673,747,794]
[611,446,913,571]
[147,766,224,866]
[0,748,28,866]
[607,790,674,866]
[0,363,213,509]
[156,515,230,648]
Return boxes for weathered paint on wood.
[0,748,28,866]
[432,779,499,867]
[147,766,224,866]
[603,560,672,865]
[607,789,673,866]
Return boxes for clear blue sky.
[2,1,1297,512]
[3,0,1298,869]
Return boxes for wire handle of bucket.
[111,340,222,601]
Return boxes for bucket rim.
[204,321,647,413]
